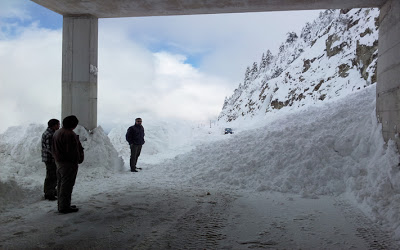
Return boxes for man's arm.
[126,127,132,144]
[43,132,52,153]
[77,137,84,164]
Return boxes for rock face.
[218,8,379,122]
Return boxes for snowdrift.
[108,119,215,165]
[0,125,123,211]
[157,85,400,238]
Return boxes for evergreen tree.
[279,44,285,53]
[286,32,298,43]
[259,53,266,70]
[251,62,258,76]
[259,50,273,71]
[271,67,283,79]
[222,96,229,109]
[265,50,273,65]
[244,67,251,82]
[300,22,312,42]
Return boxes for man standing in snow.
[52,115,84,214]
[41,119,60,201]
[126,118,145,172]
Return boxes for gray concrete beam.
[377,0,400,147]
[32,0,386,18]
[62,15,98,130]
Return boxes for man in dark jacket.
[126,118,145,172]
[41,119,60,201]
[52,115,84,214]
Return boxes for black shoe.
[45,195,57,201]
[59,207,79,214]
[131,169,138,172]
[136,167,142,170]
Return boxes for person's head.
[48,119,60,130]
[135,118,142,125]
[62,115,79,130]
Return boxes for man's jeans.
[44,161,57,197]
[130,144,142,171]
[56,162,78,211]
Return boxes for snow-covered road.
[222,192,396,249]
[0,174,397,249]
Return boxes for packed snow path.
[0,174,397,249]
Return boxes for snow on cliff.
[219,8,379,122]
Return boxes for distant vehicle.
[224,128,233,134]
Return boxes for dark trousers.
[44,161,57,196]
[56,162,78,211]
[130,144,142,170]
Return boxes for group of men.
[41,115,84,214]
[41,116,145,214]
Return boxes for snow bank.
[0,124,123,210]
[153,85,400,239]
[0,124,46,190]
[108,119,216,165]
[74,126,124,179]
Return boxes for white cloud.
[0,24,62,133]
[100,10,321,83]
[0,0,30,20]
[97,29,231,130]
[0,22,231,133]
[151,52,230,120]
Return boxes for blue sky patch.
[142,40,206,68]
[0,1,62,38]
[28,1,62,30]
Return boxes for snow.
[1,85,400,248]
[219,8,380,122]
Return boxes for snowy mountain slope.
[219,8,379,122]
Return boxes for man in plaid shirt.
[41,119,60,200]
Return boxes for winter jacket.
[41,127,55,162]
[126,124,145,145]
[52,128,84,164]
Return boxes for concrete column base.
[377,0,400,148]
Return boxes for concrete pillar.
[377,0,400,147]
[62,15,98,130]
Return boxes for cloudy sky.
[0,0,321,132]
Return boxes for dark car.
[224,128,233,134]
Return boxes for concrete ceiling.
[31,0,387,18]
